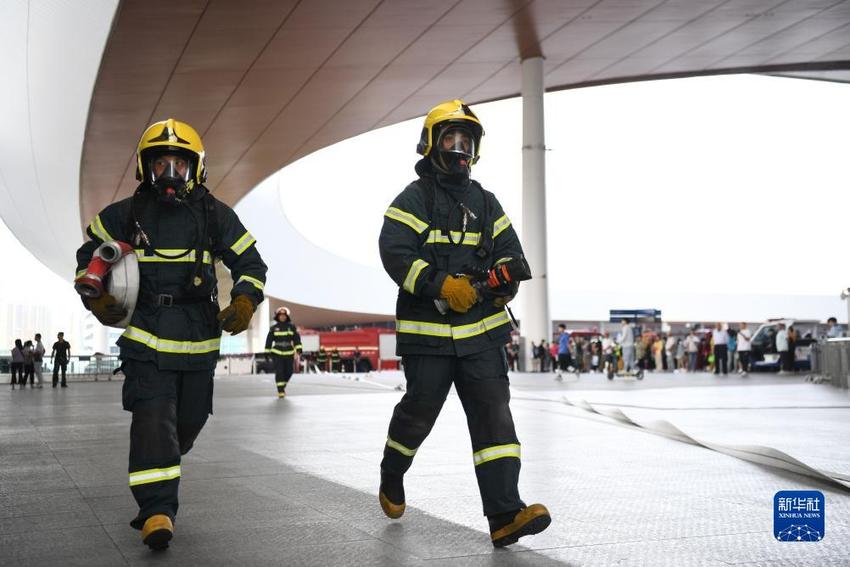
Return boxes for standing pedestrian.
[712,323,728,375]
[776,323,790,374]
[684,330,699,372]
[665,334,677,373]
[737,322,751,375]
[787,325,798,373]
[10,339,24,389]
[727,329,737,374]
[539,340,549,372]
[51,332,71,388]
[618,320,635,372]
[32,333,45,388]
[22,340,35,388]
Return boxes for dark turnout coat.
[76,186,267,371]
[379,159,524,358]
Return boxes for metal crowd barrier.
[1,354,123,383]
[810,338,850,389]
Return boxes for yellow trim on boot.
[142,514,173,550]
[490,504,551,545]
[278,391,286,398]
[379,492,405,519]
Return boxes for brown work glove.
[85,293,127,326]
[217,295,255,335]
[440,275,477,313]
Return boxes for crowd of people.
[510,318,841,376]
[8,332,71,389]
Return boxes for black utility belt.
[139,292,215,307]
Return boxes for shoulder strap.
[204,191,220,253]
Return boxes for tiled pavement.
[1,369,848,566]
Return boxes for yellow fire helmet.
[416,99,484,165]
[135,118,207,186]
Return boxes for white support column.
[519,56,550,371]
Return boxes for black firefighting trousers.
[121,359,214,528]
[273,355,294,394]
[380,347,525,517]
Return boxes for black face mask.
[152,178,191,205]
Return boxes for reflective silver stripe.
[494,257,512,265]
[89,214,113,242]
[230,231,256,255]
[493,214,511,238]
[237,274,264,290]
[424,230,480,246]
[274,331,294,336]
[276,381,287,386]
[450,311,511,340]
[385,207,428,234]
[473,444,520,466]
[403,259,429,294]
[134,249,213,264]
[121,326,220,355]
[396,319,452,337]
[386,437,417,457]
[128,465,181,486]
[270,348,295,355]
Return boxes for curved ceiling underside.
[82,0,850,225]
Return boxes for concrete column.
[520,56,550,370]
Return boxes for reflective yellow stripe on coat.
[395,311,510,340]
[385,207,428,234]
[121,326,220,355]
[134,249,213,264]
[89,214,113,242]
[403,259,429,294]
[230,231,256,255]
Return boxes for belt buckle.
[158,294,174,307]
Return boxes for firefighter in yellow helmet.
[377,100,550,546]
[264,306,302,398]
[75,119,267,550]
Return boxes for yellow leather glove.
[85,293,127,326]
[440,275,477,313]
[217,295,254,335]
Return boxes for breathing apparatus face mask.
[433,126,475,179]
[147,152,196,204]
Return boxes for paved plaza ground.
[1,369,849,566]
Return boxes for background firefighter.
[264,306,302,398]
[377,100,550,547]
[75,119,267,550]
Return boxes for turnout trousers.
[381,347,525,517]
[121,359,214,528]
[273,355,294,394]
